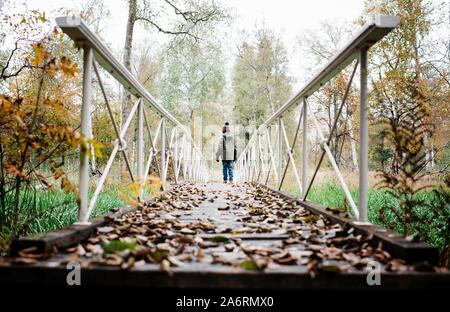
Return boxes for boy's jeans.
[222,160,233,181]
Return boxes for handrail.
[56,16,209,224]
[261,15,399,128]
[56,16,179,126]
[235,15,400,223]
[56,16,205,157]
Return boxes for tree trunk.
[121,0,136,176]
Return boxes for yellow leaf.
[1,97,13,113]
[30,43,48,67]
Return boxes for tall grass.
[25,187,124,234]
[0,185,125,245]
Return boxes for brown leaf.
[224,244,234,252]
[13,257,38,264]
[318,264,343,273]
[212,255,233,266]
[160,259,172,274]
[104,254,123,266]
[97,226,115,234]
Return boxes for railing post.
[302,99,308,198]
[174,128,178,183]
[137,98,144,198]
[182,136,188,180]
[77,46,93,224]
[277,118,283,183]
[160,117,166,186]
[188,143,193,180]
[359,47,369,223]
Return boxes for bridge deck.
[0,183,448,289]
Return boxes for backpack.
[222,135,237,161]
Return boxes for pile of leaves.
[9,183,447,275]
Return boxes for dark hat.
[224,121,229,126]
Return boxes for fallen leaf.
[180,228,196,235]
[150,249,169,262]
[319,264,342,273]
[210,236,229,243]
[240,258,267,270]
[97,226,114,234]
[160,259,172,274]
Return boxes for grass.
[287,182,449,254]
[1,174,447,262]
[0,184,125,247]
[28,187,124,234]
[0,176,164,253]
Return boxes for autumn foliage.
[0,12,101,239]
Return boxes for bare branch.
[0,39,33,81]
[135,16,202,41]
[163,0,219,26]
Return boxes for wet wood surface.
[0,182,448,289]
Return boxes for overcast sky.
[17,0,367,86]
[23,0,365,42]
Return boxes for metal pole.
[251,138,256,181]
[278,106,303,190]
[302,99,308,198]
[77,46,93,224]
[182,136,188,180]
[256,134,264,182]
[302,61,359,201]
[161,117,166,186]
[189,143,193,180]
[359,47,368,223]
[163,127,176,179]
[277,118,283,183]
[279,120,302,192]
[310,114,359,219]
[174,128,178,183]
[265,127,278,184]
[137,99,144,198]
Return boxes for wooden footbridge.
[0,15,449,290]
[1,182,448,289]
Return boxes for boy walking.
[215,122,236,183]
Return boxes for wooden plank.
[9,205,136,254]
[1,182,449,290]
[255,183,440,264]
[0,263,449,290]
[199,233,290,240]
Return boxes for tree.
[297,20,359,169]
[120,0,228,173]
[233,27,292,129]
[365,0,450,263]
[366,0,449,173]
[232,42,259,127]
[69,0,111,36]
[0,11,99,238]
[158,37,226,150]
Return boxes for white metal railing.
[234,15,400,223]
[56,17,208,224]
